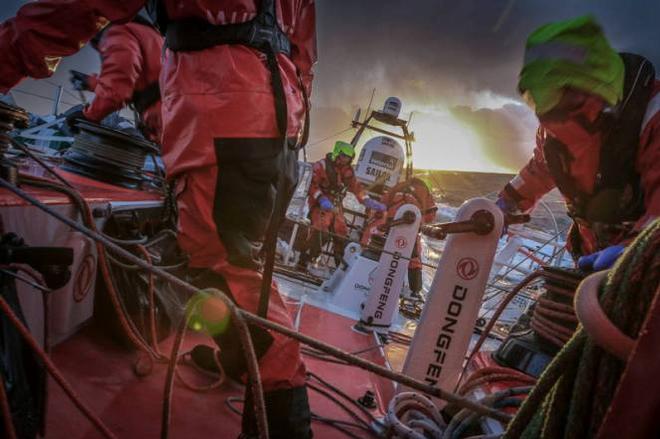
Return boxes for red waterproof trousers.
[177,163,305,389]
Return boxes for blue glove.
[496,195,518,214]
[318,196,334,211]
[495,195,518,236]
[363,198,386,212]
[577,244,625,271]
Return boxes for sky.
[3,0,660,173]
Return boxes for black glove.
[69,70,91,91]
[65,109,87,131]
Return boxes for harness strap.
[163,1,291,56]
[158,1,306,318]
[543,53,654,227]
[322,156,350,202]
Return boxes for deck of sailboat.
[45,286,397,439]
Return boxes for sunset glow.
[407,108,513,173]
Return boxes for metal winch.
[0,102,30,184]
[62,120,160,189]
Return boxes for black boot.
[188,269,273,382]
[408,267,423,299]
[241,385,313,439]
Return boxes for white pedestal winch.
[399,198,503,407]
[326,244,379,319]
[358,204,421,333]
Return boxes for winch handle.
[421,210,495,239]
[504,213,530,225]
[377,210,418,232]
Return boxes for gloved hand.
[69,70,92,91]
[495,194,518,214]
[318,196,334,211]
[578,244,625,271]
[65,109,87,132]
[363,197,386,212]
[495,194,518,236]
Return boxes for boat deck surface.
[45,287,397,438]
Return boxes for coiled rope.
[503,219,660,439]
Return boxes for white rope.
[385,392,446,438]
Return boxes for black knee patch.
[212,138,298,269]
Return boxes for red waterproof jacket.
[504,82,660,254]
[307,155,365,209]
[360,179,437,270]
[0,0,317,177]
[84,22,163,142]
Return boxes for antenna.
[364,88,376,123]
[52,86,63,115]
[350,89,377,147]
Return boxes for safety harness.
[321,153,351,205]
[149,0,308,318]
[542,53,655,251]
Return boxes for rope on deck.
[503,219,660,439]
[0,176,269,439]
[0,174,515,437]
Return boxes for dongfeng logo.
[456,257,479,281]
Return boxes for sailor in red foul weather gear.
[298,140,386,268]
[0,1,317,437]
[361,178,437,296]
[497,17,660,271]
[67,13,164,142]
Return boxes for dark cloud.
[3,0,660,170]
[313,0,660,108]
[309,0,660,170]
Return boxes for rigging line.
[306,127,353,148]
[496,5,523,26]
[0,268,51,293]
[0,177,512,425]
[43,79,84,103]
[11,89,78,107]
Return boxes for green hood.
[331,140,355,160]
[518,15,624,115]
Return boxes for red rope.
[0,376,17,439]
[530,320,570,348]
[543,284,576,299]
[176,349,227,392]
[136,244,165,359]
[459,373,536,396]
[535,300,578,323]
[0,295,117,439]
[460,366,535,393]
[536,297,576,316]
[161,311,189,439]
[21,176,157,357]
